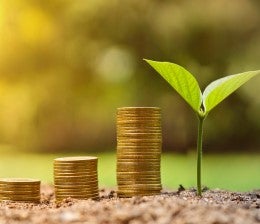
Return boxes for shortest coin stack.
[54,156,99,201]
[0,178,41,203]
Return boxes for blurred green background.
[0,0,259,190]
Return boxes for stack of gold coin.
[0,178,40,203]
[116,107,162,197]
[54,156,99,201]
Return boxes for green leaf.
[203,70,260,113]
[144,59,202,112]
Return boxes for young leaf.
[203,70,260,113]
[144,59,202,112]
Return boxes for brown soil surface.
[0,185,259,224]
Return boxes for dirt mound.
[0,185,259,224]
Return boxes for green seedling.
[144,59,260,196]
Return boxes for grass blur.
[0,148,259,192]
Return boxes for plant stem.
[197,115,205,196]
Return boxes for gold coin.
[117,164,160,169]
[54,163,97,166]
[53,168,97,171]
[117,106,160,110]
[54,156,97,162]
[55,188,98,192]
[117,169,160,173]
[54,182,98,186]
[54,187,98,191]
[0,189,40,193]
[117,154,160,158]
[55,194,98,199]
[117,189,161,194]
[117,176,160,180]
[116,152,161,155]
[117,156,160,160]
[54,162,97,165]
[0,178,40,183]
[117,159,160,163]
[54,183,98,186]
[55,195,99,201]
[117,190,161,194]
[117,121,161,125]
[54,175,97,178]
[117,175,160,179]
[117,151,161,155]
[54,183,98,187]
[117,119,160,122]
[54,168,96,172]
[53,173,98,177]
[54,177,98,181]
[53,175,97,179]
[55,186,98,191]
[0,185,40,189]
[117,150,161,154]
[117,189,161,193]
[117,192,160,198]
[118,183,161,188]
[54,190,98,194]
[55,192,99,196]
[53,171,97,175]
[117,181,160,185]
[117,116,161,120]
[117,118,160,121]
[117,146,161,150]
[117,176,161,180]
[54,179,98,183]
[0,195,40,200]
[117,126,161,130]
[117,125,161,128]
[116,154,161,158]
[55,192,98,196]
[55,189,98,194]
[117,132,161,135]
[54,167,96,171]
[54,191,98,195]
[117,116,161,119]
[53,164,97,169]
[117,191,161,195]
[117,140,161,144]
[117,142,161,146]
[54,162,97,166]
[117,131,161,135]
[117,160,160,164]
[117,108,160,112]
[117,163,160,167]
[117,178,160,182]
[53,173,97,177]
[117,136,161,140]
[117,170,160,174]
[116,165,160,170]
[117,145,161,148]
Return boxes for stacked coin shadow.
[53,156,99,201]
[116,107,162,197]
[0,178,41,203]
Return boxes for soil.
[0,185,259,224]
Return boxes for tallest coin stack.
[116,107,162,197]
